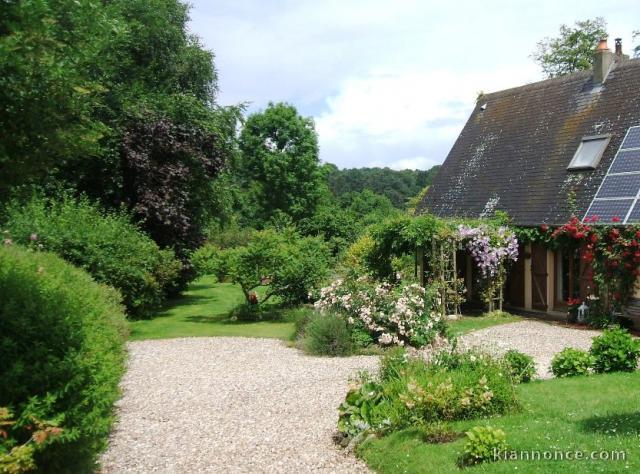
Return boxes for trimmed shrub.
[302,314,353,356]
[503,349,535,383]
[551,348,594,377]
[589,327,640,373]
[2,195,182,317]
[460,426,508,466]
[0,245,128,472]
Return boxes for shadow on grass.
[579,412,640,436]
[184,315,288,325]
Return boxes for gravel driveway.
[101,321,602,472]
[100,337,377,473]
[459,320,602,378]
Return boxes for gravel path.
[100,337,377,473]
[101,321,602,472]
[459,320,602,378]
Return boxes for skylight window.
[567,135,610,170]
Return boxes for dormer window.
[567,135,611,170]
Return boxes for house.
[416,38,640,322]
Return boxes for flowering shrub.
[539,215,640,322]
[458,225,519,309]
[458,225,519,278]
[314,276,444,347]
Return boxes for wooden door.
[531,244,548,310]
[508,244,525,307]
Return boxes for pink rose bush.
[314,276,445,347]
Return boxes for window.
[567,135,610,170]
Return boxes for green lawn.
[359,371,640,473]
[448,311,523,337]
[129,275,297,340]
[131,278,524,341]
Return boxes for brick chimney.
[614,37,630,60]
[593,37,614,84]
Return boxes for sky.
[188,0,638,170]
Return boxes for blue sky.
[188,0,638,170]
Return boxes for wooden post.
[417,247,425,287]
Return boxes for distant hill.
[323,165,441,208]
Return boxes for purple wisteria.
[458,225,518,278]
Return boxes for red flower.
[610,228,620,238]
[575,231,585,239]
[636,230,640,239]
[589,233,599,243]
[591,215,600,222]
[540,224,549,232]
[611,216,621,223]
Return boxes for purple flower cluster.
[458,225,518,278]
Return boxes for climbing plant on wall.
[537,216,640,325]
[363,214,519,313]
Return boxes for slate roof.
[416,58,640,226]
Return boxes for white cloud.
[189,0,639,169]
[315,64,539,169]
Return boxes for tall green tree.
[238,103,322,224]
[0,0,113,200]
[532,18,607,78]
[0,0,239,284]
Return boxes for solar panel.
[608,149,640,173]
[621,126,640,150]
[584,199,634,222]
[583,125,640,224]
[626,202,640,223]
[596,174,640,198]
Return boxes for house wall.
[508,246,564,318]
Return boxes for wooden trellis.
[417,237,461,316]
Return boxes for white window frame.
[567,134,611,170]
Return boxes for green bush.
[418,422,461,444]
[460,426,508,466]
[551,348,594,377]
[190,243,223,279]
[224,228,330,306]
[503,349,535,383]
[589,327,640,373]
[293,309,314,339]
[2,195,181,317]
[0,245,128,472]
[337,350,518,441]
[302,314,353,356]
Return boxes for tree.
[238,103,322,224]
[121,115,226,285]
[0,0,112,200]
[224,229,330,306]
[324,165,440,208]
[532,18,607,78]
[634,31,640,58]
